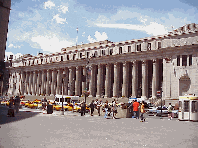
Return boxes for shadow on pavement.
[0,105,41,125]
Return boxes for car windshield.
[157,107,167,110]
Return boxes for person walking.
[133,100,139,119]
[89,100,95,116]
[112,100,117,119]
[168,103,173,120]
[81,101,85,116]
[104,101,109,119]
[140,101,145,122]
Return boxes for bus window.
[55,97,59,102]
[192,101,198,113]
[179,101,182,111]
[184,101,189,112]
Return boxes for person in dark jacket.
[89,100,94,116]
[81,101,85,116]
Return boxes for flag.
[76,27,78,34]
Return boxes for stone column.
[113,63,119,97]
[63,67,69,95]
[142,60,148,100]
[132,60,137,97]
[89,65,96,97]
[28,71,33,95]
[96,64,103,97]
[21,72,25,95]
[41,70,45,96]
[152,59,158,99]
[105,64,111,98]
[51,69,56,96]
[82,66,86,92]
[56,68,62,95]
[32,71,36,95]
[69,67,75,96]
[122,61,129,97]
[36,71,41,96]
[75,66,81,96]
[24,72,29,95]
[46,69,50,96]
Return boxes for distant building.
[7,23,198,106]
[0,0,11,96]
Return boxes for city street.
[0,105,198,148]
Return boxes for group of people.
[129,100,146,122]
[80,99,118,119]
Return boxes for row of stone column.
[14,59,159,99]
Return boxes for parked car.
[145,106,157,116]
[156,106,168,117]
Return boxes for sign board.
[157,91,161,96]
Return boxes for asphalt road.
[0,106,198,148]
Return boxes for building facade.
[7,23,198,102]
[0,0,11,96]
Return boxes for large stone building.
[0,0,11,96]
[7,23,198,103]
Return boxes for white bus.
[54,95,80,105]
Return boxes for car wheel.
[65,108,68,111]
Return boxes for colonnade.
[10,59,162,99]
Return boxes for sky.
[5,0,198,59]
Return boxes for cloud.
[87,31,108,43]
[58,5,69,14]
[53,14,67,24]
[8,44,22,49]
[44,0,55,9]
[31,34,74,53]
[96,22,168,36]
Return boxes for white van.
[54,95,80,105]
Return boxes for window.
[73,54,76,60]
[158,42,161,49]
[67,55,69,60]
[93,51,97,57]
[177,55,180,66]
[189,55,192,66]
[182,55,187,66]
[184,100,189,112]
[119,47,122,54]
[137,44,141,51]
[128,46,131,52]
[192,101,198,113]
[102,50,105,55]
[87,52,90,58]
[110,49,113,55]
[41,59,43,64]
[147,43,151,50]
[80,53,82,58]
[61,56,63,61]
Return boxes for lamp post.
[61,95,64,115]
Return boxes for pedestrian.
[89,100,95,116]
[133,100,139,119]
[104,100,109,119]
[128,100,134,118]
[14,96,20,113]
[112,100,117,119]
[168,103,173,120]
[140,101,145,122]
[81,101,85,116]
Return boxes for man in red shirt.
[133,100,139,119]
